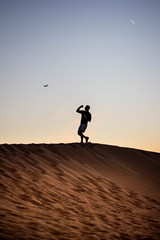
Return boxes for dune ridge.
[0,143,160,240]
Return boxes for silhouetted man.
[76,105,92,143]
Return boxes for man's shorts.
[78,123,87,133]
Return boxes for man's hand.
[79,105,83,108]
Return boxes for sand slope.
[0,143,160,240]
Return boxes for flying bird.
[43,84,48,87]
[129,18,135,24]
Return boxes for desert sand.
[0,143,160,240]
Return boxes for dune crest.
[0,143,160,240]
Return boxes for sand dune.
[0,143,160,240]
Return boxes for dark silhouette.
[76,105,92,143]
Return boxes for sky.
[0,0,160,152]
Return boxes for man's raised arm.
[76,105,83,113]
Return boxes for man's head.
[85,105,90,111]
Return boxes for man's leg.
[85,136,89,143]
[78,130,84,143]
[78,130,89,143]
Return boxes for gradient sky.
[0,0,160,152]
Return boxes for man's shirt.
[77,110,91,124]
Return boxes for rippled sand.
[0,143,160,240]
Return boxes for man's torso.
[80,111,91,124]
